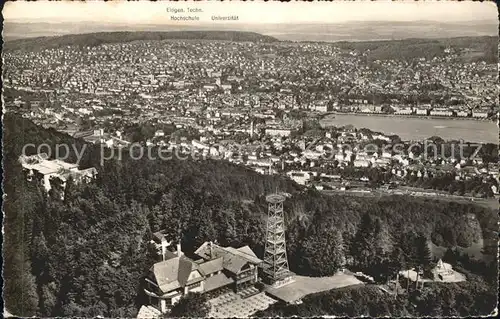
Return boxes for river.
[320,114,498,144]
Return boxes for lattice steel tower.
[262,193,292,284]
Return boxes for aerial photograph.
[2,0,498,318]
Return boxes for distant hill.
[260,20,497,42]
[3,30,279,51]
[4,20,497,43]
[333,36,498,62]
[5,31,496,63]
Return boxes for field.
[265,272,364,303]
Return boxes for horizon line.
[4,31,497,44]
[6,19,498,25]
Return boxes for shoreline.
[318,111,496,122]
[315,111,498,144]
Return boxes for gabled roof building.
[143,241,261,313]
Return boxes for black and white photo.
[2,1,498,318]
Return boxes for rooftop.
[150,255,203,294]
[195,242,262,275]
[136,305,161,319]
[204,272,234,293]
[198,257,224,276]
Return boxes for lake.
[320,114,498,144]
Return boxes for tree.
[373,218,394,256]
[62,176,77,204]
[302,226,346,276]
[196,219,217,248]
[414,234,432,289]
[3,258,40,316]
[349,214,392,273]
[381,246,406,294]
[49,176,65,200]
[443,247,458,264]
[168,293,209,318]
[399,231,418,291]
[39,282,58,316]
[349,213,377,270]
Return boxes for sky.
[3,0,497,25]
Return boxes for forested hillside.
[255,272,497,317]
[334,36,498,62]
[4,31,279,52]
[2,113,497,317]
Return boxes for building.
[19,153,97,193]
[395,108,413,115]
[247,158,272,168]
[456,110,470,117]
[192,139,210,150]
[286,171,312,185]
[433,259,455,281]
[143,250,204,313]
[265,127,296,137]
[415,108,429,116]
[203,84,217,91]
[310,101,331,113]
[137,305,162,319]
[430,109,453,117]
[155,130,165,137]
[221,84,232,93]
[472,111,488,118]
[143,241,261,314]
[353,159,371,168]
[373,158,391,168]
[195,242,261,292]
[303,150,323,160]
[360,105,383,114]
[249,120,255,138]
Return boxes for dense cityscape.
[2,2,498,318]
[4,37,497,120]
[4,35,499,200]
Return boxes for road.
[321,187,498,209]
